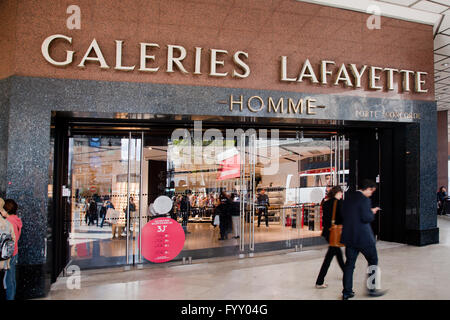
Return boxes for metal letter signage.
[40,34,429,94]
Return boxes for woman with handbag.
[315,186,345,289]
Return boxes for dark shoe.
[233,236,240,239]
[342,291,355,300]
[219,237,225,241]
[367,289,387,297]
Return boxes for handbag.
[213,215,220,226]
[329,200,344,247]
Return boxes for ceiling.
[298,0,450,130]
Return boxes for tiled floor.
[41,217,450,300]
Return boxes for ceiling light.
[444,63,449,67]
[148,147,152,150]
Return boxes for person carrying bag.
[329,200,344,247]
[315,186,345,289]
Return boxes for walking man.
[180,194,191,234]
[257,189,270,227]
[341,179,386,300]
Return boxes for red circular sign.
[140,218,185,263]
[89,186,97,193]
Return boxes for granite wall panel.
[0,78,10,197]
[419,112,438,231]
[404,104,438,241]
[405,123,420,232]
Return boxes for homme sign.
[41,34,429,94]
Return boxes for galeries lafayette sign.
[41,34,429,94]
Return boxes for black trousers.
[0,270,5,300]
[316,246,345,285]
[219,215,230,239]
[342,245,378,295]
[257,207,269,227]
[181,211,189,227]
[87,214,97,226]
[438,201,443,215]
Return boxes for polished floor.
[43,216,450,300]
[69,220,322,264]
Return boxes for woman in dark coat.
[315,186,345,289]
[216,192,231,240]
[87,199,98,226]
[437,186,447,215]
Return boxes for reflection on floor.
[44,217,450,300]
[183,223,321,250]
[69,221,322,267]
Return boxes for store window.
[66,127,349,269]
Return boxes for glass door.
[240,132,307,256]
[142,128,242,262]
[66,132,143,269]
[237,132,256,257]
[241,132,350,256]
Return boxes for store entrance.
[53,116,402,275]
[60,126,352,270]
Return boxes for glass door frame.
[240,132,349,256]
[238,133,257,257]
[126,131,145,267]
[66,130,145,270]
[330,134,348,192]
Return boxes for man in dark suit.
[341,179,385,300]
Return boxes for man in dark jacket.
[257,189,270,227]
[217,192,231,240]
[341,179,385,300]
[180,194,191,234]
[87,199,98,226]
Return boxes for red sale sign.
[140,218,185,263]
[217,153,240,181]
